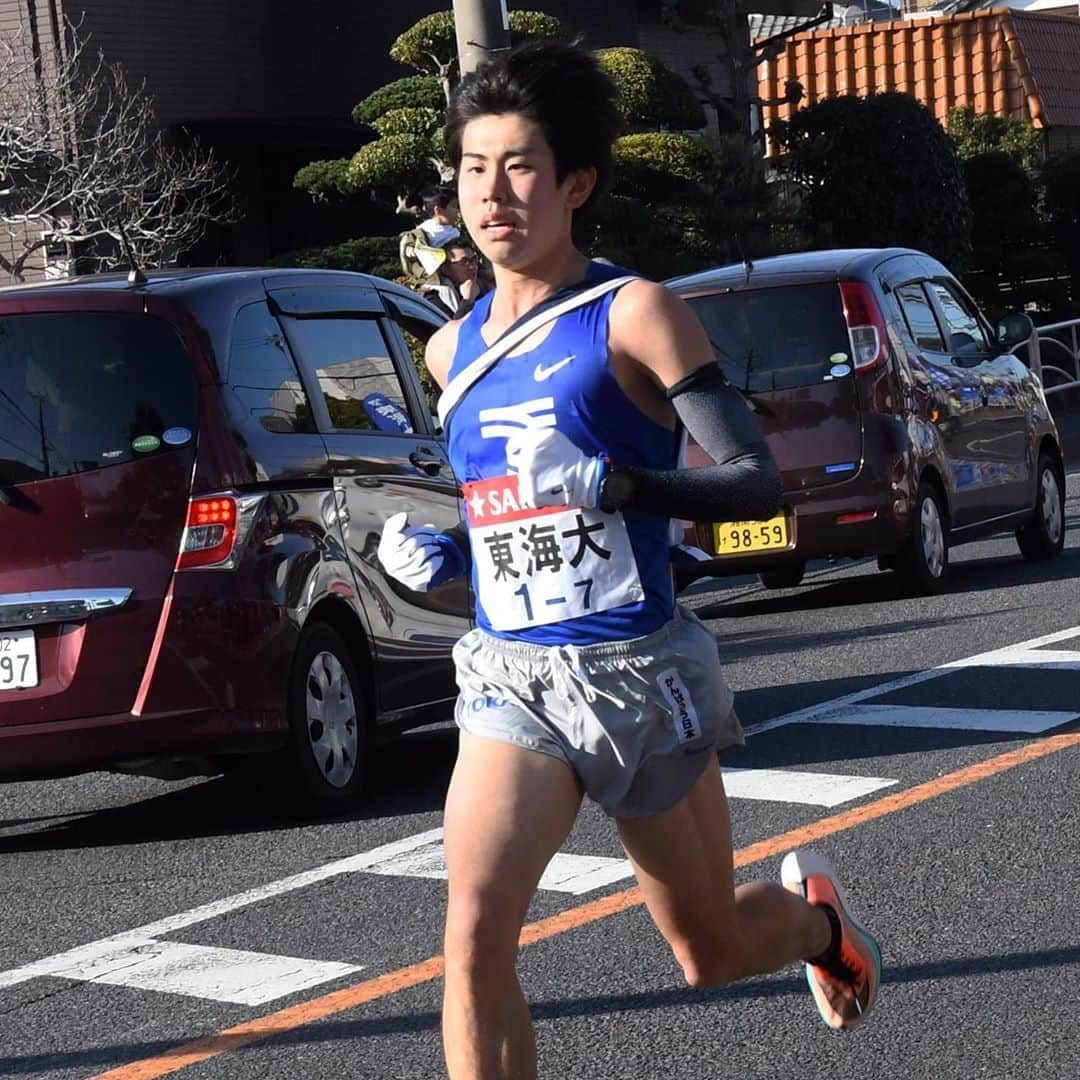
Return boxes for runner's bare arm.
[601,279,781,522]
[425,318,464,391]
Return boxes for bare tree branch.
[0,19,235,281]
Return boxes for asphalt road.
[1,474,1078,1080]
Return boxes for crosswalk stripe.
[812,705,1077,734]
[720,767,896,806]
[32,937,361,1005]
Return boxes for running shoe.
[780,849,881,1030]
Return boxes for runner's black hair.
[445,38,622,212]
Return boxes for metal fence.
[1027,318,1080,396]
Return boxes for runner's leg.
[442,731,584,1080]
[617,757,832,986]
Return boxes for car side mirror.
[995,312,1033,351]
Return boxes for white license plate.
[0,629,39,690]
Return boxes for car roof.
[666,247,932,292]
[0,266,395,301]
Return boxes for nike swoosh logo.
[534,356,574,382]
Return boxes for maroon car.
[667,248,1066,592]
[0,268,467,813]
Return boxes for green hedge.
[371,106,443,140]
[345,133,434,193]
[292,159,353,199]
[352,76,444,126]
[267,236,402,281]
[597,47,705,131]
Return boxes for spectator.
[399,186,462,281]
[419,241,484,317]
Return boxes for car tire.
[1016,452,1065,561]
[895,479,949,595]
[274,623,369,817]
[759,563,806,589]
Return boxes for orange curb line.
[89,730,1080,1079]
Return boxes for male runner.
[377,39,881,1080]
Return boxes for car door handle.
[409,450,447,476]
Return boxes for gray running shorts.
[452,605,743,818]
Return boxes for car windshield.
[687,282,853,392]
[0,311,197,486]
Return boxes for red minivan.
[0,269,468,814]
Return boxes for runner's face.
[457,113,594,273]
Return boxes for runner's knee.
[444,893,523,973]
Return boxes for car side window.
[928,281,991,356]
[283,316,417,434]
[896,283,946,353]
[227,302,315,433]
[383,293,445,418]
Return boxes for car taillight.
[839,281,887,373]
[176,492,265,571]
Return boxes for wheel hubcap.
[921,496,945,578]
[305,651,358,789]
[1041,467,1063,544]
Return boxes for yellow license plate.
[712,513,790,556]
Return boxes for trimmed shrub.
[371,106,443,140]
[293,159,354,200]
[612,132,717,198]
[352,76,444,126]
[345,133,433,194]
[389,10,563,72]
[597,47,705,132]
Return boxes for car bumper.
[0,706,287,782]
[682,485,913,578]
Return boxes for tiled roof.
[757,8,1080,141]
[1010,10,1080,125]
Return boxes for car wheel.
[1016,452,1065,561]
[279,623,369,816]
[895,479,949,594]
[759,563,806,589]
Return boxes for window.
[896,284,945,353]
[384,292,445,417]
[688,283,852,392]
[284,317,417,434]
[928,281,991,356]
[227,302,314,433]
[0,311,197,485]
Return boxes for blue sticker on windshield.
[362,393,411,433]
[162,426,192,447]
[830,363,851,378]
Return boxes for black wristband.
[599,464,635,512]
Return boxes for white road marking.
[745,626,1080,736]
[5,628,1074,1002]
[364,834,636,895]
[34,937,360,1006]
[0,828,444,993]
[720,767,896,807]
[812,705,1077,734]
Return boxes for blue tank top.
[446,262,679,645]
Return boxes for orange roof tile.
[757,8,1080,147]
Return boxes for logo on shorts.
[468,694,510,713]
[658,668,702,743]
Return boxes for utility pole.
[452,0,511,77]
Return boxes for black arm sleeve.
[603,364,782,522]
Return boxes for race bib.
[462,474,644,631]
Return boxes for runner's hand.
[377,512,446,592]
[505,427,605,510]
